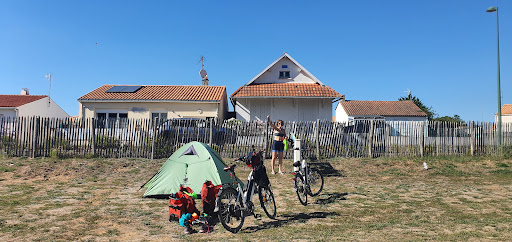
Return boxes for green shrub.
[0,166,15,172]
[95,135,120,149]
[50,149,65,159]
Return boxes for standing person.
[267,115,286,175]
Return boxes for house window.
[151,113,167,120]
[96,112,128,128]
[282,65,288,68]
[279,71,290,79]
[118,113,128,128]
[96,113,106,128]
[151,112,167,124]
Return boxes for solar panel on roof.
[105,86,124,92]
[106,86,142,93]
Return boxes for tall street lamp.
[486,6,501,146]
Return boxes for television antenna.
[45,73,52,107]
[404,88,411,98]
[198,56,208,86]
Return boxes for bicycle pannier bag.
[253,165,270,187]
[201,180,222,214]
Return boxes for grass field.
[1,155,511,241]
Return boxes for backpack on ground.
[169,185,199,222]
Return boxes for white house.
[336,100,428,136]
[496,104,512,124]
[0,90,69,119]
[335,100,428,123]
[230,53,344,122]
[78,84,228,121]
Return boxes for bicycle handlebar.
[293,148,311,151]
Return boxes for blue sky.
[1,0,509,122]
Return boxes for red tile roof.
[231,83,343,98]
[0,95,47,107]
[501,104,512,115]
[340,100,427,117]
[78,85,226,102]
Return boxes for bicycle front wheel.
[258,185,276,219]
[217,186,244,233]
[307,168,324,196]
[294,173,308,206]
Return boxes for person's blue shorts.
[272,140,284,153]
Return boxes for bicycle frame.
[301,159,308,189]
[227,165,258,215]
[216,149,277,233]
[291,137,324,207]
[293,146,309,192]
[293,138,308,186]
[229,167,258,213]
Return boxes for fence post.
[31,117,39,158]
[368,120,374,158]
[470,121,475,156]
[315,119,320,159]
[209,118,213,146]
[435,122,440,156]
[91,118,96,156]
[151,119,156,160]
[420,121,425,157]
[264,121,269,158]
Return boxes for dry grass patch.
[0,156,511,241]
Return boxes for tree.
[398,93,437,120]
[433,115,463,123]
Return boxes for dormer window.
[279,71,290,79]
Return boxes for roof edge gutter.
[350,115,428,118]
[77,99,221,103]
[230,96,343,99]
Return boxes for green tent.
[142,141,240,198]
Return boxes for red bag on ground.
[169,192,185,221]
[169,186,199,222]
[201,181,221,214]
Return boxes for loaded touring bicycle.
[215,147,276,233]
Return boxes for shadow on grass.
[310,162,344,177]
[241,211,338,233]
[314,192,348,205]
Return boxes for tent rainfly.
[142,142,239,198]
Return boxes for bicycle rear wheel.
[216,187,244,233]
[307,168,324,197]
[258,185,276,219]
[294,173,308,206]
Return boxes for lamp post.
[486,6,501,146]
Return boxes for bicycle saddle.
[293,161,301,167]
[223,164,236,172]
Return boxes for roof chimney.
[21,88,29,95]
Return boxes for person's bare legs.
[271,151,277,174]
[278,152,284,174]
